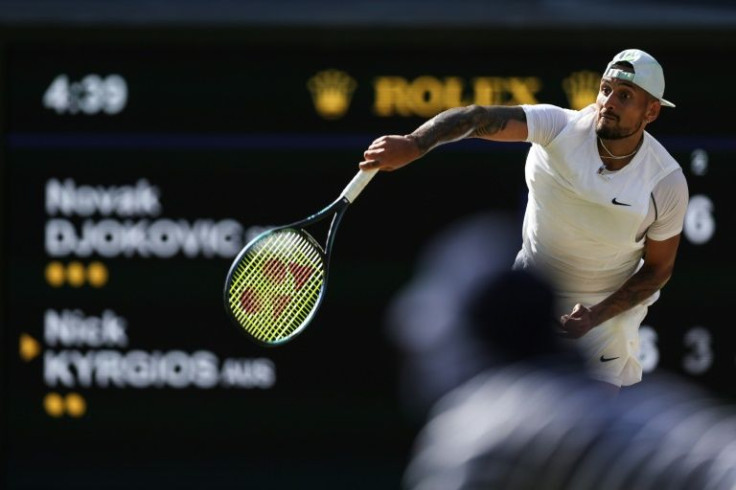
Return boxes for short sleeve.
[647,169,689,241]
[522,104,579,147]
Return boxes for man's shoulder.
[643,133,682,172]
[523,103,583,119]
[654,166,688,194]
[524,104,591,146]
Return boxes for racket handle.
[340,168,378,203]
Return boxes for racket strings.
[228,229,324,343]
[231,240,319,341]
[230,231,306,325]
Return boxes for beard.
[595,117,644,140]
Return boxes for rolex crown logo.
[307,69,357,120]
[562,71,601,110]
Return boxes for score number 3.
[43,74,128,115]
[639,325,715,376]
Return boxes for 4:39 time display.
[42,74,128,115]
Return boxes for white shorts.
[557,294,656,387]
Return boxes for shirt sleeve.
[522,104,579,147]
[647,169,689,241]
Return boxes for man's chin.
[595,124,619,140]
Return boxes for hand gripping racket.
[224,168,378,346]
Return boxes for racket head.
[224,227,327,346]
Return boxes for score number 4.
[43,74,128,115]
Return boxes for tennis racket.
[223,168,378,346]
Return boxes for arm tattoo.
[594,264,671,325]
[409,105,526,154]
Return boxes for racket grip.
[340,168,379,203]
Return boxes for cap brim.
[660,98,675,108]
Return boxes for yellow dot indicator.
[44,392,65,418]
[65,393,87,417]
[45,261,65,287]
[67,261,86,287]
[19,333,41,361]
[87,261,109,288]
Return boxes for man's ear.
[645,101,661,124]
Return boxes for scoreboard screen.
[2,27,735,489]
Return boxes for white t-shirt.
[515,103,689,297]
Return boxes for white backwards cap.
[604,49,675,108]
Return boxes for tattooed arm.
[360,105,528,172]
[559,234,681,339]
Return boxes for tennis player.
[360,49,689,391]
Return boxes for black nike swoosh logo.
[599,355,620,362]
[611,198,631,206]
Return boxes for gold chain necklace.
[598,137,641,160]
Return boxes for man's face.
[595,66,658,140]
